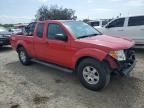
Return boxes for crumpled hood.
[78,35,135,51]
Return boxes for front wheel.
[77,58,110,91]
[18,47,31,65]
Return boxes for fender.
[72,48,108,69]
[16,40,32,56]
[16,40,25,50]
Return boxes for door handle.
[140,29,144,31]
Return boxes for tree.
[3,24,14,28]
[35,5,77,21]
[0,23,14,28]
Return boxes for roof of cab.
[37,20,79,23]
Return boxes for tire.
[77,58,110,91]
[18,47,31,65]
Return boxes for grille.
[124,48,135,64]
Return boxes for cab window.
[37,23,44,38]
[106,18,125,28]
[47,23,67,41]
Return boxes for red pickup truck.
[10,20,136,91]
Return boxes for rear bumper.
[0,38,10,45]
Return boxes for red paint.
[10,20,135,70]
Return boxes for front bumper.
[114,48,136,76]
[119,60,136,76]
[0,38,10,45]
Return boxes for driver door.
[43,23,73,67]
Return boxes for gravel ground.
[0,46,144,108]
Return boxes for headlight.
[109,50,126,61]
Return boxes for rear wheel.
[18,47,31,65]
[77,58,110,91]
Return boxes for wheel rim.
[20,50,26,63]
[83,66,99,85]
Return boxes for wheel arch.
[72,48,108,70]
[75,56,97,70]
[16,44,25,52]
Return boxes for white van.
[97,15,144,47]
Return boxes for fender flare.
[16,40,26,50]
[72,48,108,69]
[16,41,30,55]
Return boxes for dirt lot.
[0,46,144,108]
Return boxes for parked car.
[10,28,22,34]
[87,20,109,29]
[0,27,12,47]
[10,20,136,91]
[97,15,144,48]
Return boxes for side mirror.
[55,34,68,41]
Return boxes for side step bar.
[32,59,73,73]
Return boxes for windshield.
[63,21,101,39]
[0,27,7,32]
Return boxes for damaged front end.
[106,48,136,76]
[115,48,136,76]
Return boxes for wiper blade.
[77,35,89,39]
[77,34,98,39]
[88,34,98,37]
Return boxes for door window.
[37,23,44,38]
[47,24,67,40]
[128,16,144,26]
[107,18,125,28]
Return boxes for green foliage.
[35,5,77,21]
[0,24,14,28]
[3,24,14,28]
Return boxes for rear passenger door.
[22,22,36,57]
[34,23,46,59]
[125,16,144,44]
[103,18,125,37]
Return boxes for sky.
[0,0,144,24]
